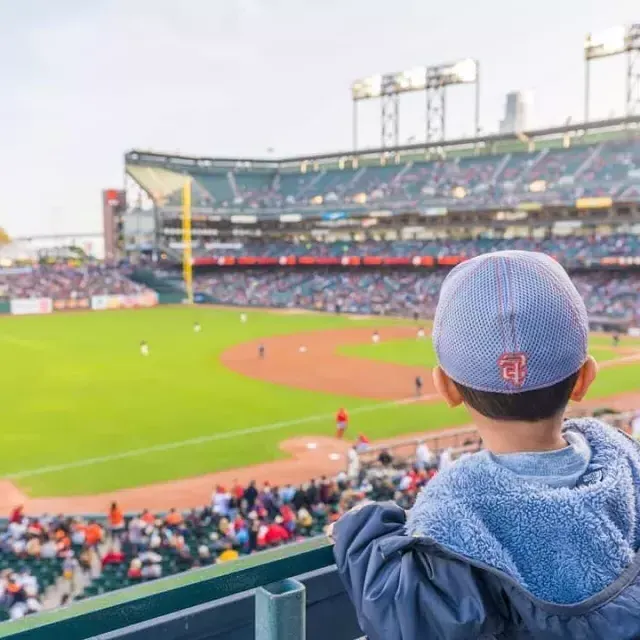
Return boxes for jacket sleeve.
[332,502,505,640]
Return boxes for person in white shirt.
[212,486,231,517]
[347,446,361,480]
[439,447,454,470]
[415,440,434,469]
[140,341,149,356]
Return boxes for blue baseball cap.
[432,251,589,394]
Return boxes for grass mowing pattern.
[1,309,636,498]
[0,308,465,497]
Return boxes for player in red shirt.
[335,407,348,439]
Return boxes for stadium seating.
[0,266,152,301]
[191,234,640,263]
[129,136,640,212]
[190,265,640,323]
[193,174,235,206]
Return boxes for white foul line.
[4,393,437,480]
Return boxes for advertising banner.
[53,298,90,311]
[91,292,158,311]
[10,298,53,315]
[91,295,109,311]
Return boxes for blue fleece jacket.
[405,418,640,603]
[333,419,640,640]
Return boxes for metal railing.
[0,538,337,640]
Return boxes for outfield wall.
[0,293,159,316]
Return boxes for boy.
[331,251,640,640]
[193,321,201,333]
[139,340,149,356]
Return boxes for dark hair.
[454,371,580,422]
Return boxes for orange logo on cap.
[498,352,528,388]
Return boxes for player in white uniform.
[140,341,149,356]
[240,313,247,323]
[372,330,380,344]
[194,322,201,333]
[632,411,640,440]
[417,327,425,339]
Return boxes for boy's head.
[432,251,597,424]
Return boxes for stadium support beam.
[628,29,640,117]
[584,23,640,121]
[351,59,479,149]
[426,70,446,142]
[380,76,400,148]
[182,178,194,304]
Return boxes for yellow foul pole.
[182,177,194,304]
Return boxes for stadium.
[1,14,640,640]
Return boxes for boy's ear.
[570,356,598,402]
[433,366,463,407]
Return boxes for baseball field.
[0,305,638,509]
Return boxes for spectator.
[331,251,640,638]
[415,440,435,469]
[244,480,258,511]
[212,486,231,517]
[108,502,125,541]
[165,508,183,528]
[127,558,142,580]
[84,520,103,549]
[347,446,360,480]
[9,506,24,525]
[378,449,393,467]
[198,545,213,566]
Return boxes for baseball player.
[335,407,349,439]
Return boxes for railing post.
[255,578,306,640]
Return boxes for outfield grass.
[339,336,439,368]
[0,307,466,497]
[1,308,637,498]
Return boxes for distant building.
[499,91,531,133]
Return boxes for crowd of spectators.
[192,268,640,323]
[0,454,448,609]
[0,265,151,301]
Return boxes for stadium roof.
[125,115,640,170]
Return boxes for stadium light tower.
[351,59,480,150]
[584,24,640,122]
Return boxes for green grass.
[0,307,466,497]
[339,336,438,368]
[1,307,637,499]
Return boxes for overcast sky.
[0,0,637,237]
